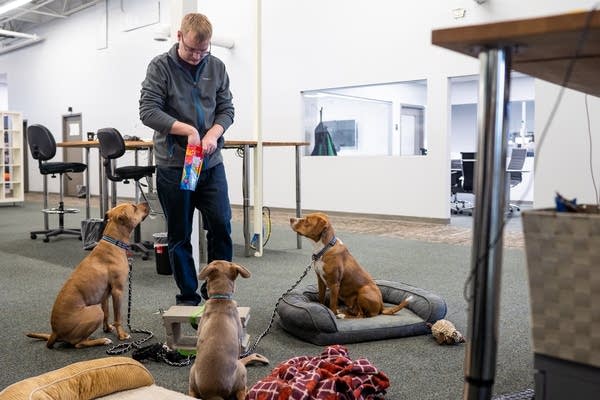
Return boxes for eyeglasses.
[179,36,211,58]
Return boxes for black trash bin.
[153,232,172,275]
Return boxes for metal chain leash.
[106,258,154,355]
[240,261,313,358]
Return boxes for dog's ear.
[231,263,251,279]
[198,263,216,280]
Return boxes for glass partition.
[301,79,427,156]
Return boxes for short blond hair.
[180,13,212,42]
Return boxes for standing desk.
[57,140,154,218]
[432,9,600,400]
[58,139,309,256]
[223,140,309,256]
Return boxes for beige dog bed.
[0,357,194,400]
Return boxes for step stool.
[162,305,250,353]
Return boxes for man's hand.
[202,125,224,155]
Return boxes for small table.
[432,9,600,400]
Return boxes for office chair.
[506,147,527,213]
[97,127,156,259]
[457,152,476,216]
[450,159,463,214]
[27,124,87,242]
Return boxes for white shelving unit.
[1,111,24,204]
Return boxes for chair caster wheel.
[142,254,149,261]
[31,233,37,240]
[43,238,50,243]
[78,236,82,240]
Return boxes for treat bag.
[180,143,204,191]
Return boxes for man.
[139,13,234,306]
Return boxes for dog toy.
[426,319,465,345]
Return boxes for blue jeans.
[156,163,232,305]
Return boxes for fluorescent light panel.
[0,0,34,17]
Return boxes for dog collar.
[209,293,233,300]
[102,235,130,251]
[312,236,337,261]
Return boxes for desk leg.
[100,156,107,217]
[242,144,251,257]
[463,48,511,400]
[110,159,117,208]
[84,147,90,220]
[295,145,302,249]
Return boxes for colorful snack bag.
[180,143,203,191]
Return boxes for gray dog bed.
[276,280,447,345]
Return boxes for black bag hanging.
[311,107,337,156]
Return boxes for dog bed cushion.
[0,357,154,400]
[277,280,447,345]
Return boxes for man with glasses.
[139,13,234,306]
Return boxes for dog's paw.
[103,338,113,345]
[104,324,115,333]
[119,333,131,340]
[336,313,346,319]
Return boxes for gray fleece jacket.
[139,43,234,169]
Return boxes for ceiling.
[0,0,99,53]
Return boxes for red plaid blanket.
[246,345,389,400]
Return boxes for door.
[62,113,83,197]
[400,105,425,156]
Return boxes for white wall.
[1,0,599,219]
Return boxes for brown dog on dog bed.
[291,212,412,318]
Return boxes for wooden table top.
[58,139,309,149]
[431,10,600,97]
[57,140,152,150]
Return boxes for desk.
[432,9,600,400]
[58,139,309,256]
[57,140,154,217]
[223,140,309,256]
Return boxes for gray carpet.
[0,202,534,399]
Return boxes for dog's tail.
[381,295,413,315]
[26,332,57,348]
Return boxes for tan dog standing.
[27,202,150,348]
[189,260,251,400]
[290,212,412,318]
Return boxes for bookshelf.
[1,111,24,204]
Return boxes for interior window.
[302,80,428,156]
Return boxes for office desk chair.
[457,152,476,216]
[27,124,87,242]
[507,147,527,213]
[97,127,156,259]
[450,159,463,214]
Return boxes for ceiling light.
[0,0,34,17]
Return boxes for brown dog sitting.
[189,260,252,400]
[290,212,412,318]
[26,202,149,348]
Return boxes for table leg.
[295,145,302,249]
[242,144,251,256]
[463,47,511,400]
[99,155,107,217]
[110,159,117,208]
[84,147,90,219]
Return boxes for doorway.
[61,113,83,197]
[400,104,425,156]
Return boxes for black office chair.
[27,124,87,242]
[450,159,463,214]
[457,152,476,216]
[97,127,156,259]
[507,147,527,213]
